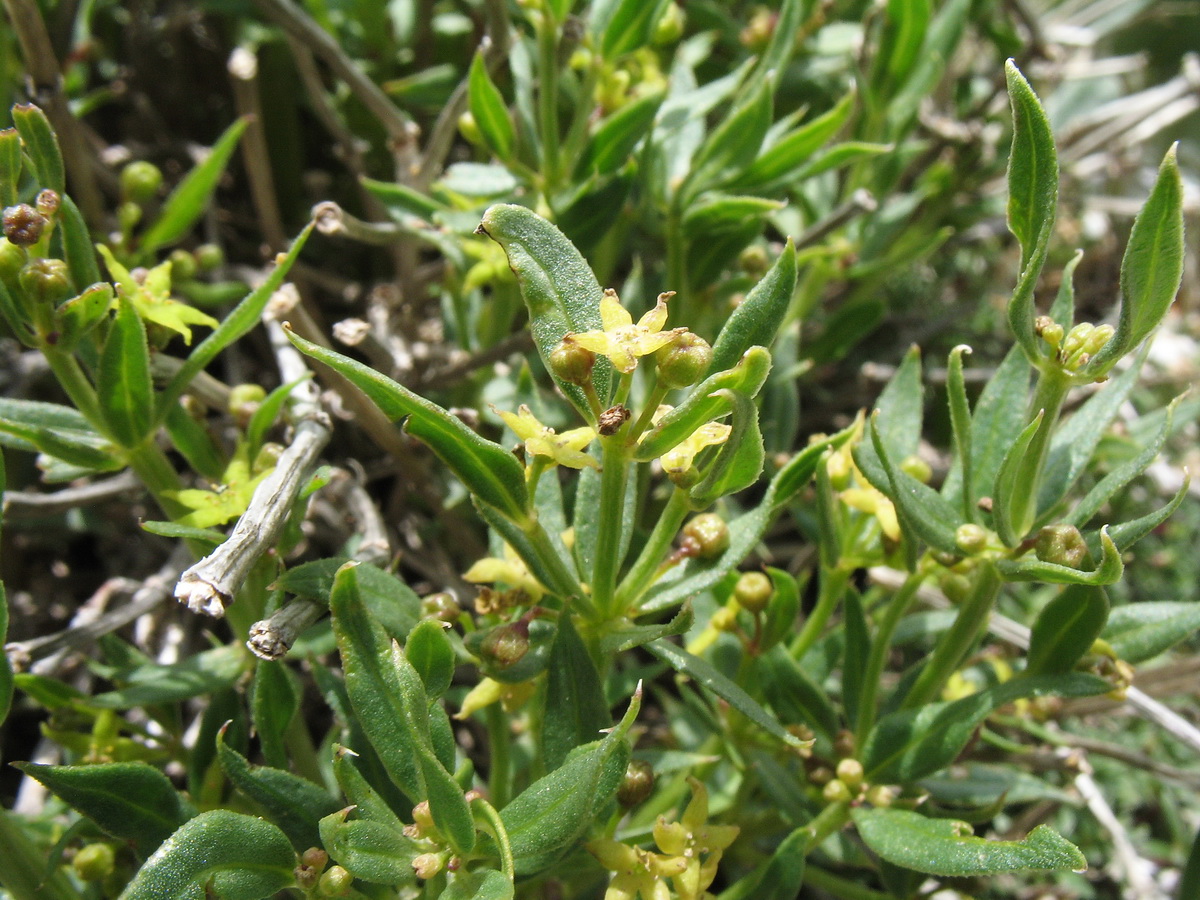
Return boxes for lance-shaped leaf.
[853,807,1085,876]
[501,689,640,875]
[333,746,406,829]
[1025,585,1109,676]
[733,91,855,191]
[1004,61,1058,359]
[542,613,610,772]
[0,127,20,206]
[598,603,693,655]
[636,347,771,462]
[759,646,839,740]
[0,417,121,472]
[251,660,298,770]
[1100,474,1190,555]
[319,809,420,886]
[406,619,456,700]
[595,0,672,59]
[14,762,195,858]
[997,527,1123,586]
[870,0,931,99]
[990,411,1043,547]
[91,644,245,708]
[707,240,796,375]
[98,298,154,447]
[1103,602,1200,665]
[1087,145,1184,374]
[59,195,102,289]
[576,91,664,177]
[689,389,764,505]
[11,104,63,193]
[287,329,528,522]
[478,204,610,412]
[217,728,340,851]
[139,118,247,256]
[685,77,773,196]
[945,345,974,521]
[119,810,296,900]
[468,51,515,163]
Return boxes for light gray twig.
[3,470,142,519]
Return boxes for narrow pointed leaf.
[1025,585,1109,676]
[0,127,20,206]
[319,810,419,885]
[118,810,295,900]
[577,91,664,177]
[689,389,764,504]
[251,660,299,770]
[11,104,64,193]
[687,77,773,193]
[853,807,1085,876]
[98,298,154,447]
[733,91,855,190]
[1101,474,1190,554]
[991,411,1043,547]
[997,527,1122,585]
[140,118,248,255]
[598,0,671,58]
[1103,601,1200,664]
[708,239,796,375]
[469,51,515,162]
[542,613,610,771]
[59,195,102,289]
[946,345,974,521]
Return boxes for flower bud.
[318,865,353,897]
[740,7,776,52]
[301,847,329,870]
[457,111,484,148]
[412,800,436,833]
[228,383,266,428]
[195,243,224,272]
[19,258,71,304]
[121,161,164,204]
[1034,524,1088,569]
[833,729,856,759]
[253,442,285,472]
[1081,323,1115,357]
[73,843,116,882]
[549,337,596,386]
[954,523,989,555]
[807,765,833,786]
[865,784,896,808]
[169,248,198,281]
[422,591,461,622]
[822,778,852,803]
[118,201,142,235]
[835,758,864,791]
[412,852,445,880]
[733,571,772,614]
[617,759,655,808]
[682,513,729,559]
[1035,315,1063,350]
[35,189,60,218]
[656,331,712,388]
[3,203,46,246]
[55,282,114,350]
[653,3,684,44]
[899,455,932,484]
[1061,322,1094,359]
[710,606,738,632]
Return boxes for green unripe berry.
[865,784,896,808]
[318,865,352,897]
[169,248,198,281]
[3,203,46,246]
[19,258,71,304]
[822,778,852,803]
[0,238,27,282]
[73,843,116,882]
[422,591,461,622]
[120,161,164,203]
[1034,524,1089,569]
[899,454,932,484]
[835,758,864,791]
[656,331,712,388]
[195,243,224,272]
[549,337,596,386]
[228,383,266,427]
[733,571,773,614]
[617,759,655,808]
[682,513,729,559]
[738,244,769,277]
[652,2,684,44]
[955,523,989,555]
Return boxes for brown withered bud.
[976,496,994,513]
[3,204,46,246]
[422,591,461,622]
[35,189,60,218]
[617,759,655,809]
[598,404,631,436]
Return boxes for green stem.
[803,800,851,847]
[803,866,892,900]
[1007,367,1070,537]
[124,440,188,520]
[790,566,850,663]
[560,59,600,165]
[854,569,924,746]
[626,379,670,445]
[522,516,593,617]
[902,560,1002,710]
[484,703,511,810]
[613,485,690,611]
[593,436,631,620]
[42,348,103,429]
[536,12,561,193]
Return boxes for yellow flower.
[98,246,218,344]
[463,543,544,601]
[647,406,731,476]
[455,676,536,718]
[652,778,739,900]
[587,840,687,900]
[496,405,599,470]
[840,487,901,542]
[569,290,685,374]
[165,443,273,528]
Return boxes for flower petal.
[600,289,632,331]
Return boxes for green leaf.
[0,415,121,472]
[468,51,515,163]
[319,810,419,885]
[1088,145,1184,373]
[1101,474,1189,554]
[794,142,891,180]
[332,746,406,830]
[952,345,1030,511]
[542,613,610,772]
[1180,825,1200,900]
[286,329,529,522]
[946,345,974,521]
[577,91,664,177]
[58,195,103,290]
[596,0,671,58]
[118,810,296,900]
[478,204,610,412]
[843,590,871,730]
[689,389,765,504]
[598,604,694,654]
[405,619,455,699]
[329,563,421,801]
[1025,585,1110,676]
[759,567,801,654]
[97,298,154,447]
[991,411,1043,547]
[273,557,421,639]
[864,673,1108,784]
[217,729,340,851]
[682,193,784,237]
[158,223,313,421]
[501,691,640,875]
[92,644,245,708]
[55,282,115,353]
[707,240,796,375]
[871,0,931,98]
[646,640,798,746]
[360,176,445,221]
[732,91,855,191]
[11,103,64,194]
[686,77,772,194]
[0,127,20,206]
[996,527,1123,586]
[759,646,838,740]
[14,762,195,858]
[718,827,806,900]
[443,869,514,900]
[251,660,299,770]
[139,118,248,256]
[852,807,1085,876]
[1103,601,1200,664]
[0,452,9,728]
[1004,61,1058,358]
[635,347,771,462]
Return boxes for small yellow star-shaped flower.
[495,405,599,470]
[587,839,687,900]
[569,290,685,374]
[653,778,739,900]
[646,405,732,476]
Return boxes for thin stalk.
[593,436,631,619]
[42,348,103,428]
[560,58,601,165]
[613,485,690,611]
[803,800,851,847]
[485,703,512,810]
[854,569,924,746]
[626,379,670,444]
[804,866,892,900]
[790,566,850,663]
[536,13,561,192]
[521,516,592,617]
[902,561,1002,710]
[1007,367,1070,537]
